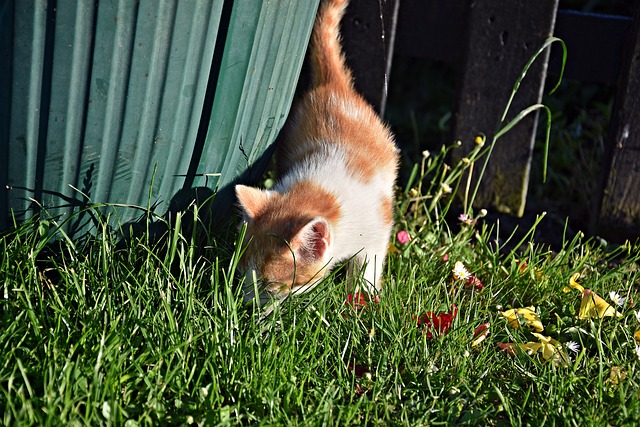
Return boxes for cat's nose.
[267,281,291,295]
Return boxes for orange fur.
[310,0,352,89]
[381,195,394,227]
[237,181,340,291]
[278,87,397,183]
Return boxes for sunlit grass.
[2,140,639,426]
[3,37,640,426]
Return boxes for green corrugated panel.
[0,0,319,235]
[193,1,320,192]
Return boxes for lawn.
[2,135,639,425]
[2,19,640,425]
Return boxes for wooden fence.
[340,0,640,242]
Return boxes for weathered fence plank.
[394,3,632,85]
[340,0,400,115]
[394,0,466,64]
[593,8,640,241]
[451,0,559,216]
[549,11,632,84]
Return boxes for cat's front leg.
[346,251,384,295]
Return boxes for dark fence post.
[451,0,559,217]
[593,7,640,241]
[341,0,400,116]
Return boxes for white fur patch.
[275,144,394,290]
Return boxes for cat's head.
[235,184,338,299]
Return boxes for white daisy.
[634,310,640,323]
[452,261,471,281]
[565,341,580,354]
[635,345,640,361]
[609,291,626,307]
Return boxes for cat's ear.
[235,185,271,218]
[291,217,332,261]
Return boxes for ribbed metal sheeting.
[193,1,319,191]
[0,0,319,235]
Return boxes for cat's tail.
[309,0,353,90]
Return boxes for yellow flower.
[500,335,570,365]
[512,341,542,355]
[563,272,584,293]
[474,135,485,147]
[530,333,570,365]
[563,273,622,319]
[521,335,564,363]
[530,333,558,360]
[501,306,544,332]
[635,331,640,343]
[578,289,622,319]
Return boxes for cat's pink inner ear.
[235,185,270,218]
[292,218,331,261]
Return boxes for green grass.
[2,141,640,426]
[3,33,640,426]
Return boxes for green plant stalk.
[468,37,567,210]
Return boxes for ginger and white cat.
[235,0,398,302]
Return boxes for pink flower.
[396,230,411,245]
[458,213,476,226]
